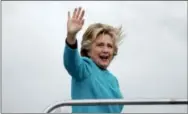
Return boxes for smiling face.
[88,33,115,69]
[81,23,124,69]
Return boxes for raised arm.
[64,7,91,81]
[66,7,85,44]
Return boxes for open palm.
[67,7,85,35]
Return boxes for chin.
[99,64,109,69]
[95,60,111,69]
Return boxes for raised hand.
[67,7,85,35]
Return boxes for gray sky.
[2,1,187,113]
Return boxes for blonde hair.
[81,23,124,57]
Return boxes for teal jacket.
[63,40,123,113]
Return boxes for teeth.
[100,55,109,60]
[101,56,108,60]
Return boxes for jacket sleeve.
[63,39,92,81]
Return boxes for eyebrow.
[96,42,113,46]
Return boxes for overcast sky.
[2,1,187,113]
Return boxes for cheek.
[110,49,114,55]
[109,50,114,60]
[92,48,101,55]
[90,51,99,60]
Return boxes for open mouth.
[99,55,109,62]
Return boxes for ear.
[88,50,91,57]
[87,44,93,58]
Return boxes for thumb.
[81,19,85,25]
[68,11,70,20]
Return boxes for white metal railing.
[44,99,188,113]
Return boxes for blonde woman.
[64,7,124,113]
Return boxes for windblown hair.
[81,23,124,57]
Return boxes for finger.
[81,19,85,25]
[68,11,70,20]
[79,9,85,20]
[76,7,82,19]
[72,8,77,18]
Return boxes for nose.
[102,46,109,53]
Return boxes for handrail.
[45,99,188,113]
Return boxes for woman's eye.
[108,44,113,48]
[97,43,103,47]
